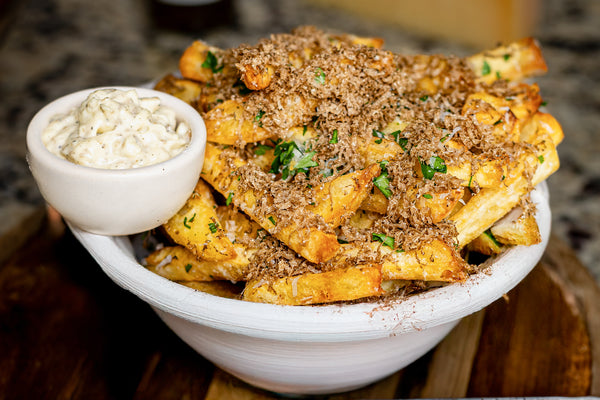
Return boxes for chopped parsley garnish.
[268,216,276,225]
[337,238,349,244]
[494,119,503,125]
[185,263,193,273]
[329,129,339,144]
[253,144,272,155]
[201,51,224,73]
[208,222,219,234]
[496,71,502,80]
[537,155,545,164]
[295,151,319,170]
[422,193,433,199]
[387,129,409,151]
[372,232,395,249]
[484,229,502,247]
[372,129,385,144]
[314,67,326,84]
[541,101,547,107]
[226,192,234,206]
[270,140,319,180]
[481,60,491,76]
[373,161,392,199]
[183,213,196,229]
[420,155,447,180]
[255,110,265,127]
[419,95,429,102]
[503,53,511,61]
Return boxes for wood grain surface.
[0,215,598,399]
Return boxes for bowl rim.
[70,182,551,342]
[26,86,207,178]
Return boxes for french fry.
[153,74,203,105]
[466,230,503,256]
[163,180,236,261]
[521,111,564,146]
[311,164,380,227]
[202,142,340,264]
[242,266,383,305]
[337,240,467,282]
[490,206,541,246]
[204,100,275,145]
[179,40,227,82]
[467,37,548,83]
[450,135,559,248]
[239,64,275,91]
[145,245,247,282]
[180,281,243,299]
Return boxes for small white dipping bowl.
[70,181,551,395]
[27,86,206,236]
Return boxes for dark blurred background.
[0,0,598,279]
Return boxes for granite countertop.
[0,0,598,279]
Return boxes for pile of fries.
[145,27,561,305]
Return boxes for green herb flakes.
[315,67,326,84]
[481,60,491,76]
[226,192,234,206]
[372,233,395,249]
[329,129,339,144]
[208,222,218,234]
[185,264,193,273]
[372,129,385,144]
[201,51,224,73]
[420,156,447,180]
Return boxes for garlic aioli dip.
[42,89,191,169]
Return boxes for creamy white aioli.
[42,89,191,169]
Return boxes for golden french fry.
[179,40,228,82]
[450,135,558,248]
[180,280,243,299]
[521,111,564,146]
[240,64,275,91]
[466,230,503,256]
[163,180,236,261]
[490,206,541,246]
[204,99,275,145]
[153,74,203,105]
[145,245,247,282]
[467,37,548,83]
[242,266,383,305]
[202,143,340,264]
[311,164,380,227]
[337,240,467,282]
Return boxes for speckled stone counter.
[0,0,598,278]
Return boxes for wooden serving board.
[0,214,598,399]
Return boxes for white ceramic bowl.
[70,183,550,395]
[27,86,206,236]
